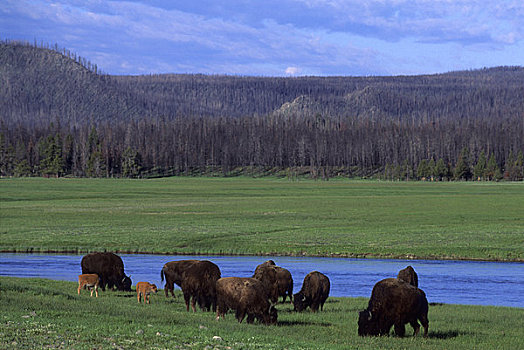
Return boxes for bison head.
[293,292,308,312]
[358,310,380,336]
[121,275,132,292]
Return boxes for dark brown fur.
[81,253,131,292]
[181,261,221,312]
[160,260,199,298]
[216,277,277,325]
[397,266,419,287]
[293,271,330,312]
[358,278,429,337]
[253,262,293,303]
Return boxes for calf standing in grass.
[78,274,100,297]
[136,282,158,304]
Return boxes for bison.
[160,259,221,312]
[358,278,429,337]
[78,273,100,297]
[293,271,330,312]
[397,266,419,287]
[136,282,158,304]
[253,261,293,303]
[216,277,278,325]
[160,260,199,298]
[81,252,132,291]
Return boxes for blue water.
[0,253,522,308]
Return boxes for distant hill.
[2,40,524,126]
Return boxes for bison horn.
[301,295,306,302]
[367,311,372,321]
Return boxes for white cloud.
[285,66,301,75]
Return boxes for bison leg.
[94,285,99,298]
[246,313,255,324]
[394,322,406,337]
[235,307,246,323]
[183,291,191,311]
[419,314,429,338]
[410,319,420,336]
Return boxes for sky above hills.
[1,0,523,76]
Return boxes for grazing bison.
[136,282,158,304]
[160,260,199,298]
[182,260,221,312]
[358,278,429,337]
[78,274,100,297]
[216,277,278,325]
[253,261,293,303]
[81,252,132,292]
[293,271,330,312]
[397,266,419,287]
[160,260,221,312]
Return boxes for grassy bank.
[1,177,523,261]
[1,277,523,349]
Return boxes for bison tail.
[160,268,165,282]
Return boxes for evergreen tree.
[122,147,142,178]
[454,147,472,180]
[434,158,448,181]
[39,134,64,177]
[515,151,524,181]
[485,154,502,181]
[473,150,487,181]
[504,151,516,180]
[427,158,436,180]
[416,159,429,180]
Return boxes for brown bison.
[160,260,221,312]
[293,271,330,312]
[358,278,429,337]
[216,277,278,325]
[81,252,132,292]
[78,274,100,297]
[160,260,199,298]
[136,282,158,304]
[397,266,419,287]
[253,261,293,303]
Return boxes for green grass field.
[1,277,523,350]
[1,177,523,261]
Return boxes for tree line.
[1,113,522,181]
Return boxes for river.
[0,253,522,308]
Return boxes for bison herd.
[78,253,429,337]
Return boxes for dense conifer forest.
[1,40,523,180]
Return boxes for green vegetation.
[1,177,523,261]
[1,277,523,349]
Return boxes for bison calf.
[358,278,429,337]
[216,277,277,325]
[293,271,330,312]
[136,282,158,304]
[78,274,100,298]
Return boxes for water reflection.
[0,253,522,308]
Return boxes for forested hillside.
[1,40,523,180]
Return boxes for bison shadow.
[277,320,331,327]
[428,330,467,339]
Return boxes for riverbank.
[1,177,523,261]
[1,277,523,349]
[1,248,523,262]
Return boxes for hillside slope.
[2,41,524,126]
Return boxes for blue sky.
[1,0,523,76]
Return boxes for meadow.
[1,177,523,261]
[1,277,523,349]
